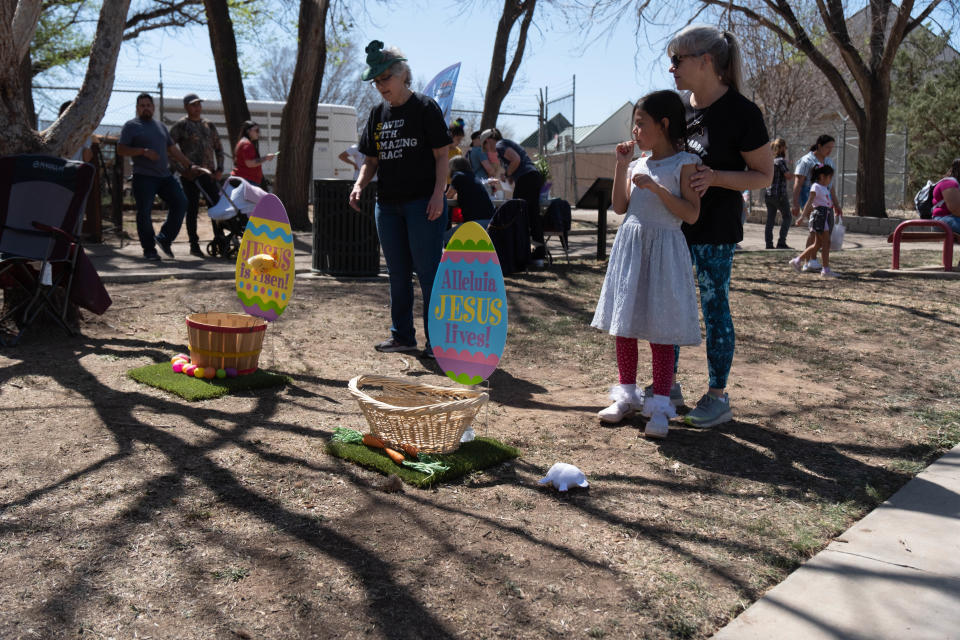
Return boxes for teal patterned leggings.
[674,244,736,390]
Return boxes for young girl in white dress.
[592,90,702,438]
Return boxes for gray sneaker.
[684,393,733,428]
[643,383,685,408]
[374,337,418,353]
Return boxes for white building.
[160,98,358,181]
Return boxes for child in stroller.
[205,176,268,258]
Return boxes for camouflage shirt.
[169,117,224,173]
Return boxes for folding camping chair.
[541,198,572,265]
[0,155,99,345]
[486,198,530,276]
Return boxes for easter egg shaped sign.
[428,222,508,385]
[235,194,295,321]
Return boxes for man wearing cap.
[117,92,195,261]
[170,93,225,257]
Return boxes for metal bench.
[887,219,959,270]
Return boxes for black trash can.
[312,179,380,277]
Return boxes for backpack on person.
[915,181,937,219]
[915,178,958,219]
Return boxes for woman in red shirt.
[231,121,275,186]
[931,158,960,235]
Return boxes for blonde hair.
[668,25,743,92]
[770,137,787,158]
[384,46,412,88]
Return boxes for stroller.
[204,176,268,258]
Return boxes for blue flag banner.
[422,62,461,122]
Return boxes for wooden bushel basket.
[186,312,267,374]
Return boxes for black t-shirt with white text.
[681,89,769,245]
[358,92,452,204]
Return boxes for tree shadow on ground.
[0,331,851,639]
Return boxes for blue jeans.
[674,243,736,390]
[934,215,960,235]
[132,174,187,255]
[375,196,448,347]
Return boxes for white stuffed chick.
[538,462,589,492]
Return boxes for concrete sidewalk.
[713,443,960,639]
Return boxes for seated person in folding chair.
[444,156,495,242]
[116,92,198,262]
[480,128,547,267]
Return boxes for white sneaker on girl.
[598,384,642,424]
[641,394,676,438]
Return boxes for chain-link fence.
[763,120,909,212]
[542,78,577,203]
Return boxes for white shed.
[160,98,358,181]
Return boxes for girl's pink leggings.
[615,337,673,396]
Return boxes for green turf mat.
[128,362,289,401]
[326,436,520,488]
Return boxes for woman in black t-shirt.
[666,25,773,428]
[349,41,452,357]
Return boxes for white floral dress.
[591,151,702,345]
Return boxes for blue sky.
[39,3,677,139]
[35,2,959,140]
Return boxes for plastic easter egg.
[172,362,184,373]
[204,367,216,379]
[225,367,238,378]
[183,364,196,376]
[428,222,508,385]
[216,368,227,379]
[193,367,205,378]
[172,353,190,363]
[236,195,294,322]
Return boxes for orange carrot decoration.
[362,434,387,449]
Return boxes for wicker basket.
[348,375,488,454]
[186,312,267,374]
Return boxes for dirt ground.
[1,247,958,640]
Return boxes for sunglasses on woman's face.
[373,72,394,86]
[670,51,706,67]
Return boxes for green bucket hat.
[361,40,406,82]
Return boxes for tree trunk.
[480,0,536,130]
[0,0,130,156]
[853,79,891,218]
[203,0,249,149]
[274,0,328,231]
[19,50,35,129]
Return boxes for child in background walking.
[790,164,839,277]
[592,91,701,438]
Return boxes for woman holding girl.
[666,25,773,428]
[231,120,276,187]
[790,164,839,277]
[592,91,701,438]
[792,135,842,271]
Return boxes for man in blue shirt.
[117,93,196,261]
